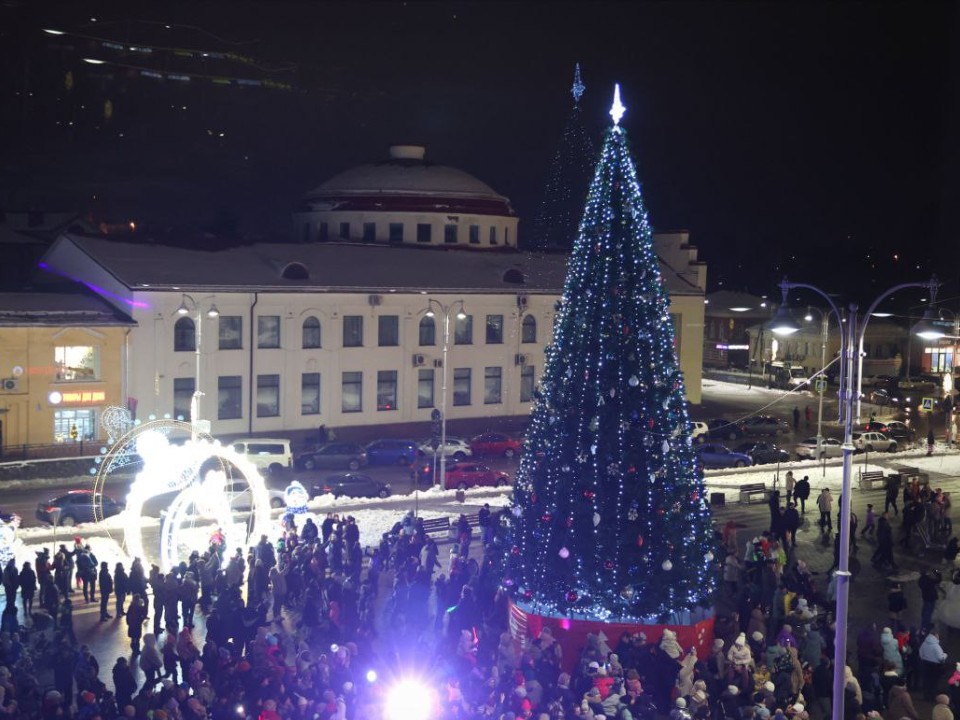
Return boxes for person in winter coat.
[97,562,112,621]
[880,627,904,675]
[126,594,146,654]
[934,693,955,720]
[114,563,128,617]
[794,476,811,514]
[728,633,754,688]
[817,488,833,532]
[886,675,919,720]
[162,633,179,684]
[137,634,162,687]
[18,562,36,615]
[1,560,17,610]
[111,657,137,708]
[920,630,949,700]
[180,571,198,628]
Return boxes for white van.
[230,438,293,474]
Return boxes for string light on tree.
[508,85,716,623]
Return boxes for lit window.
[54,346,100,382]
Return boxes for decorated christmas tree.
[529,64,597,251]
[509,86,716,623]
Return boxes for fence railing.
[0,441,95,463]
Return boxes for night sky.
[1,1,957,303]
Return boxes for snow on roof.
[0,290,134,326]
[50,235,705,297]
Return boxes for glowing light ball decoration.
[0,516,20,567]
[384,679,437,720]
[97,419,272,571]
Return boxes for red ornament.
[647,419,655,428]
[566,590,578,603]
[511,546,521,556]
[604,560,615,570]
[583,490,596,500]
[524,589,534,600]
[541,513,552,523]
[565,516,574,528]
[637,534,645,547]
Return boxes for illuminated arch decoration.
[92,419,272,571]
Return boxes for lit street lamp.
[770,275,937,720]
[423,299,466,489]
[176,294,220,438]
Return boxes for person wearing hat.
[718,685,740,720]
[670,696,692,720]
[934,693,955,720]
[582,686,604,717]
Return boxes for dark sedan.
[311,473,391,499]
[296,443,368,471]
[734,442,791,465]
[706,419,744,441]
[36,490,124,526]
[695,443,753,469]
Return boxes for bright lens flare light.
[384,679,436,720]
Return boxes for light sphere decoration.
[662,559,673,571]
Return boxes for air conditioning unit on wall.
[515,354,528,366]
[517,294,529,309]
[0,378,20,392]
[368,294,383,307]
[412,354,425,367]
[433,359,443,369]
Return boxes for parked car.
[469,432,523,458]
[442,463,512,490]
[311,473,391,499]
[230,438,294,474]
[36,490,124,526]
[706,419,744,441]
[734,442,790,465]
[690,421,709,443]
[0,510,18,525]
[862,420,915,442]
[224,481,286,510]
[869,389,904,408]
[852,431,897,453]
[417,438,472,461]
[739,416,790,436]
[296,443,368,471]
[795,437,844,460]
[694,443,753,469]
[364,439,419,466]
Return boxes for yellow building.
[0,291,134,454]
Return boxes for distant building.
[703,291,771,370]
[0,290,133,451]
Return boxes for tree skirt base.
[509,600,715,673]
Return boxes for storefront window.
[55,346,100,382]
[54,409,97,442]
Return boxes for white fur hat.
[735,633,746,646]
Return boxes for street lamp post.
[176,294,220,439]
[423,299,466,488]
[770,276,937,720]
[803,307,833,460]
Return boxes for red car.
[443,463,512,490]
[469,432,523,458]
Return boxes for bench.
[421,517,452,536]
[895,466,931,487]
[739,483,770,504]
[858,470,885,491]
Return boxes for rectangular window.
[521,365,535,402]
[453,368,471,406]
[54,346,100,382]
[318,223,329,242]
[419,317,436,346]
[54,408,97,443]
[301,372,321,415]
[377,370,398,411]
[489,226,498,245]
[339,222,350,239]
[444,224,458,244]
[218,376,242,420]
[343,316,363,347]
[484,366,502,405]
[257,316,281,349]
[417,369,435,408]
[378,315,400,346]
[389,223,404,243]
[219,316,243,350]
[469,225,480,244]
[454,314,473,345]
[505,227,510,246]
[256,374,280,417]
[417,223,432,243]
[173,378,195,421]
[363,222,376,242]
[342,371,362,413]
[485,314,504,344]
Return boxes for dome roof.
[303,146,515,216]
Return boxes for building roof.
[705,290,771,319]
[44,234,706,298]
[0,290,135,327]
[301,145,515,217]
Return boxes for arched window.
[174,317,196,352]
[419,316,436,346]
[521,315,537,344]
[302,316,321,349]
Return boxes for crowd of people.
[0,473,953,719]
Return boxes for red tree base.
[509,600,715,673]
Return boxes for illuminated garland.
[508,87,716,623]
